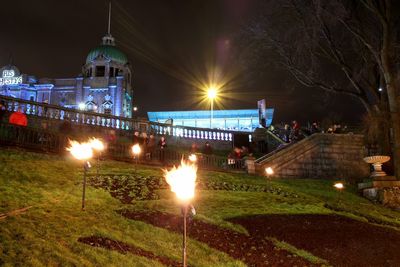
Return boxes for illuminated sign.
[0,69,22,86]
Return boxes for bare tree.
[241,0,400,176]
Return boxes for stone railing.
[0,95,238,142]
[0,122,245,171]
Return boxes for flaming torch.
[131,144,141,173]
[67,140,93,210]
[188,154,197,163]
[89,138,105,177]
[164,160,197,267]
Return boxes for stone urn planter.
[363,155,391,178]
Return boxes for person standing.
[202,141,213,155]
[9,107,28,144]
[132,131,141,145]
[9,107,28,127]
[146,134,156,160]
[158,136,167,164]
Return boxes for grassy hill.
[1,148,400,266]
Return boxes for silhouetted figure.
[202,141,213,155]
[158,136,167,163]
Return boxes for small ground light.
[333,182,344,190]
[333,182,345,205]
[265,167,274,179]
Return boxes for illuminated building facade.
[0,16,133,117]
[147,109,274,132]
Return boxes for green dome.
[86,45,128,65]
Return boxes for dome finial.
[102,1,115,46]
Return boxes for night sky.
[0,0,364,124]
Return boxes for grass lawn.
[1,148,400,266]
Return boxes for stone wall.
[255,133,370,180]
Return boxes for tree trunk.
[381,64,400,177]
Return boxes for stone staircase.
[255,133,370,179]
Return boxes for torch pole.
[182,204,188,267]
[82,162,88,210]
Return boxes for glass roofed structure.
[147,109,274,132]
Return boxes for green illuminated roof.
[86,45,128,65]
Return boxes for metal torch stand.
[182,205,188,267]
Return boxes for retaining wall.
[255,133,370,180]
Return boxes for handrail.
[266,129,285,144]
[0,95,248,142]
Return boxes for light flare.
[207,87,218,99]
[164,160,197,202]
[67,140,93,160]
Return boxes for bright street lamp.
[207,86,218,129]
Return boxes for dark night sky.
[0,0,364,124]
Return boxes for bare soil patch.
[120,210,315,267]
[231,214,400,267]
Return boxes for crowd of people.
[270,120,348,143]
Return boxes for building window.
[109,67,114,77]
[96,66,105,77]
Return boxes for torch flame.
[164,160,197,202]
[66,140,93,160]
[89,137,105,151]
[132,144,141,155]
[188,154,197,162]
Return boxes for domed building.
[0,9,133,118]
